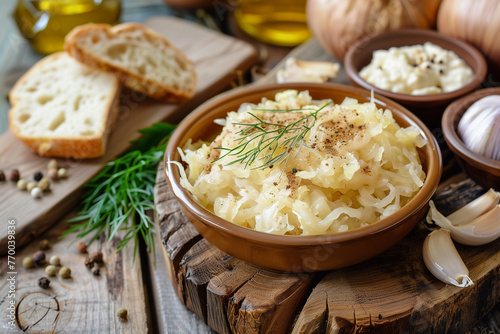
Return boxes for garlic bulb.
[446,189,500,226]
[457,95,500,161]
[423,229,473,288]
[276,58,339,83]
[427,200,500,246]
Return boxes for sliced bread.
[65,23,197,103]
[9,52,121,159]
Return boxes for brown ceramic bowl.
[344,29,487,127]
[164,83,442,272]
[442,87,500,189]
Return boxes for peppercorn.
[48,159,58,170]
[26,181,37,192]
[84,257,95,269]
[45,265,57,276]
[9,169,20,182]
[38,239,51,250]
[75,241,87,253]
[31,187,43,199]
[48,168,58,180]
[22,257,35,269]
[57,168,67,179]
[116,307,128,321]
[34,171,43,181]
[38,277,50,289]
[59,266,71,278]
[0,170,5,181]
[33,251,46,265]
[17,179,27,190]
[91,267,100,276]
[49,255,60,266]
[37,178,50,191]
[90,250,103,263]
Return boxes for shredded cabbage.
[178,90,426,235]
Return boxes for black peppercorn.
[292,167,298,173]
[9,169,20,182]
[0,170,5,181]
[34,171,43,181]
[90,250,103,263]
[85,257,95,269]
[33,251,46,265]
[38,277,50,289]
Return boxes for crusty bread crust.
[9,52,121,159]
[65,23,197,103]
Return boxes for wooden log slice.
[155,162,500,333]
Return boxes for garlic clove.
[276,58,340,84]
[446,189,500,226]
[422,229,473,288]
[427,200,500,246]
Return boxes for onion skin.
[437,0,500,77]
[306,0,441,60]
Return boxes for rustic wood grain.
[152,37,500,333]
[0,214,149,333]
[0,15,258,255]
[155,160,500,333]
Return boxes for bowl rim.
[442,87,500,171]
[344,28,488,103]
[164,82,442,247]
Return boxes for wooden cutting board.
[0,16,258,254]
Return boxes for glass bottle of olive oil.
[234,0,311,47]
[14,0,121,55]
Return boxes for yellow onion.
[306,0,441,60]
[437,0,500,76]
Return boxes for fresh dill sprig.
[63,123,176,262]
[214,101,332,169]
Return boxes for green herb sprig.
[214,101,332,169]
[64,123,176,261]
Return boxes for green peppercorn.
[45,265,57,276]
[48,159,59,170]
[38,239,51,250]
[116,307,128,321]
[17,179,27,190]
[59,266,71,278]
[57,168,67,179]
[22,257,35,269]
[26,181,37,192]
[49,255,60,266]
[37,178,50,191]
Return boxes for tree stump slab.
[155,160,500,333]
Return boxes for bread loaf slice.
[65,23,197,103]
[9,52,121,159]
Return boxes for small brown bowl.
[344,29,487,127]
[442,87,500,189]
[164,83,442,272]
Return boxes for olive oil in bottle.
[234,0,311,47]
[14,0,121,55]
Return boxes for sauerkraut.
[177,90,426,235]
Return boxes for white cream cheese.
[359,42,474,95]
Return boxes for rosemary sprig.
[63,123,176,261]
[214,101,332,169]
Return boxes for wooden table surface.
[1,1,499,333]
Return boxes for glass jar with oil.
[14,0,121,55]
[234,0,311,47]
